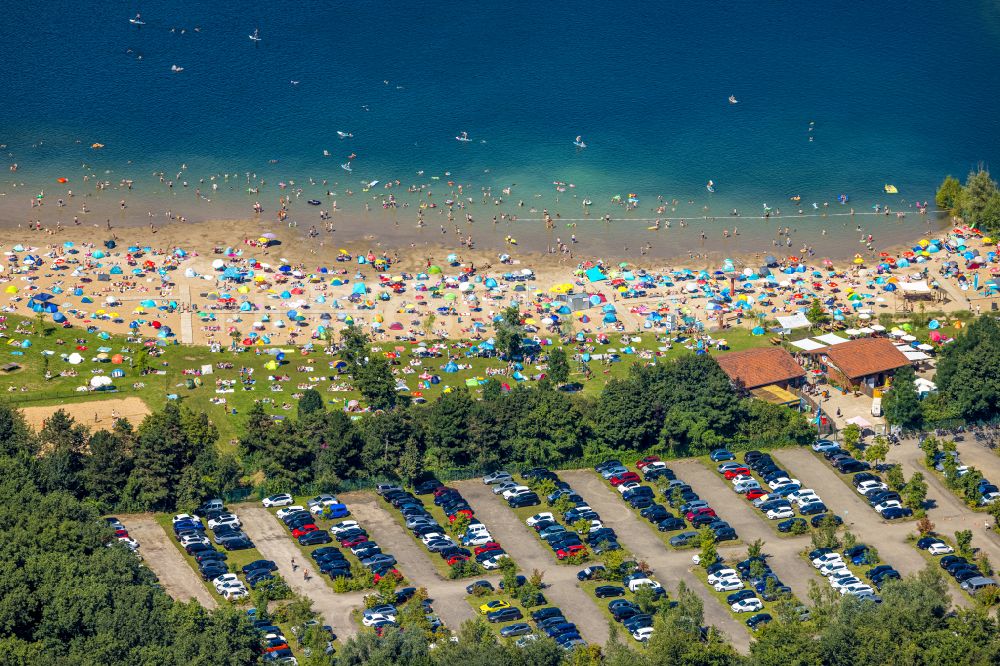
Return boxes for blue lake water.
[2,1,999,257]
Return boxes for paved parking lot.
[888,442,1000,573]
[771,449,934,580]
[127,516,217,608]
[453,479,610,646]
[340,492,478,631]
[671,460,821,602]
[240,507,364,637]
[560,470,750,652]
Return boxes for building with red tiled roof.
[804,337,910,396]
[716,347,806,390]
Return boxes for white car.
[821,563,851,578]
[794,495,822,508]
[731,598,764,613]
[309,499,341,515]
[841,583,875,596]
[768,477,799,490]
[464,534,493,546]
[501,486,531,500]
[644,462,668,473]
[928,542,954,555]
[525,512,555,527]
[733,481,762,494]
[856,480,888,495]
[617,482,641,495]
[213,573,239,591]
[276,506,306,520]
[714,578,745,592]
[118,537,140,551]
[208,514,240,530]
[180,535,210,547]
[766,507,795,520]
[812,553,844,568]
[262,493,294,508]
[329,520,360,535]
[729,474,754,485]
[222,586,248,601]
[830,576,860,591]
[421,532,447,545]
[787,489,817,503]
[874,500,902,514]
[494,482,520,496]
[707,569,738,585]
[580,519,603,532]
[481,554,510,570]
[981,492,1000,505]
[172,513,200,525]
[812,440,839,452]
[628,579,663,593]
[632,627,654,642]
[362,613,396,627]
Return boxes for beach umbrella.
[428,265,443,274]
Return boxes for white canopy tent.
[814,333,851,346]
[790,338,826,351]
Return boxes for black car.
[810,513,843,528]
[199,564,228,581]
[658,516,686,532]
[799,502,828,515]
[487,607,523,623]
[853,472,881,487]
[836,459,869,474]
[221,536,254,551]
[414,478,443,495]
[299,531,332,546]
[242,560,277,575]
[628,496,655,510]
[714,527,738,542]
[777,518,808,533]
[726,589,757,605]
[939,555,967,570]
[466,580,494,594]
[586,529,617,545]
[509,493,540,508]
[499,575,528,590]
[531,607,564,622]
[395,587,417,604]
[640,504,670,522]
[595,585,625,598]
[593,540,621,554]
[690,513,718,528]
[746,613,773,631]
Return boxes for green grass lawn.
[153,513,265,606]
[463,592,532,639]
[0,312,770,449]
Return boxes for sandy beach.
[1,210,996,354]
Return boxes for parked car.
[262,494,294,508]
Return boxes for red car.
[114,529,130,539]
[291,524,318,538]
[446,554,469,566]
[609,472,640,487]
[340,535,368,547]
[263,643,290,654]
[447,509,474,523]
[474,542,502,555]
[556,544,588,560]
[745,489,767,501]
[723,468,751,480]
[636,456,661,469]
[686,508,716,521]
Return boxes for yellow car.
[479,600,511,615]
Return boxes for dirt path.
[560,470,751,653]
[453,480,611,646]
[126,516,216,608]
[239,507,365,637]
[21,396,150,431]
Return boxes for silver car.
[483,471,513,485]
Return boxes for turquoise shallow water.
[1,1,998,257]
